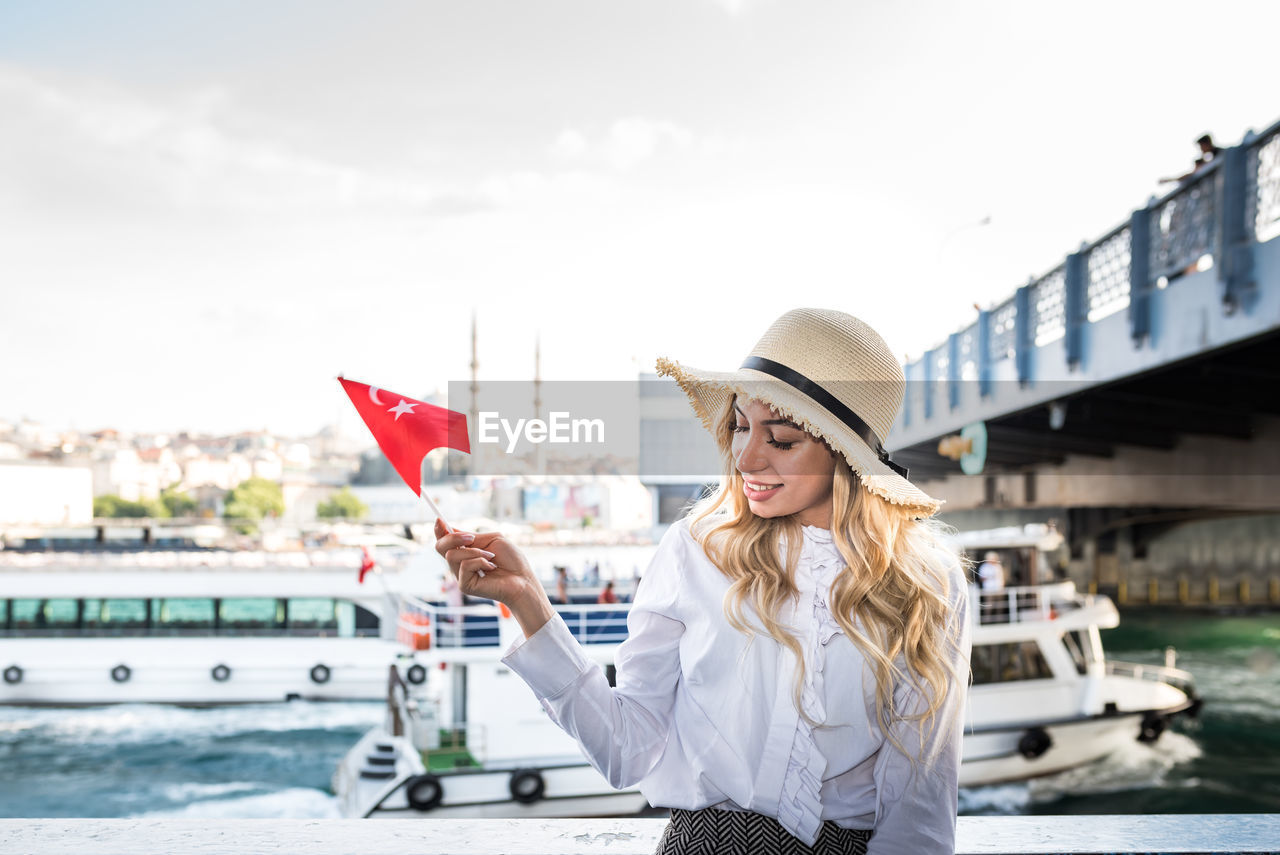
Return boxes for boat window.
[354,604,380,636]
[336,601,356,637]
[219,598,285,630]
[10,600,41,629]
[970,641,1055,684]
[42,599,80,628]
[288,598,338,632]
[152,598,216,630]
[0,599,6,628]
[81,599,150,629]
[1062,629,1095,675]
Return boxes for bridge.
[886,116,1280,606]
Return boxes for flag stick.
[420,490,486,578]
[420,490,452,532]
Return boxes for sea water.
[1,613,1276,818]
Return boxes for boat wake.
[136,787,341,818]
[960,731,1202,814]
[1027,732,1202,802]
[0,701,382,744]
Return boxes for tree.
[160,485,198,518]
[316,486,369,520]
[93,494,165,518]
[223,477,285,527]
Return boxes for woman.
[435,308,972,854]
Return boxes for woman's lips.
[743,480,782,501]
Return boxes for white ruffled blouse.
[502,517,971,854]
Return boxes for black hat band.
[739,356,909,479]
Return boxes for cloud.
[551,117,722,171]
[705,0,753,15]
[0,66,494,224]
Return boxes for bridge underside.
[899,330,1280,514]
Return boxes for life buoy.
[111,664,132,683]
[1017,726,1052,759]
[211,664,232,682]
[1138,712,1166,743]
[3,665,22,685]
[405,664,427,685]
[405,774,443,811]
[309,664,331,684]
[397,612,432,651]
[509,768,546,804]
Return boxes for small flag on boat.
[338,377,470,497]
[358,546,376,584]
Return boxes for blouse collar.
[797,524,842,576]
[801,524,833,545]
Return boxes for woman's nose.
[734,432,766,472]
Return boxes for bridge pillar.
[923,347,935,419]
[1064,248,1087,368]
[1128,206,1152,345]
[948,332,960,411]
[1217,143,1256,314]
[977,309,992,398]
[1014,282,1032,386]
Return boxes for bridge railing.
[903,114,1280,428]
[1248,119,1280,242]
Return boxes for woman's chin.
[745,500,790,519]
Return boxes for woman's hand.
[433,519,556,638]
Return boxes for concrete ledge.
[0,815,1277,854]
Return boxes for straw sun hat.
[656,307,943,516]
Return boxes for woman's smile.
[743,480,783,500]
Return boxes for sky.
[2,0,1279,438]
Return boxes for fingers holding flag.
[432,519,550,637]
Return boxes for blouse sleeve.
[500,521,688,789]
[869,559,973,855]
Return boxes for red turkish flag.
[358,546,376,584]
[338,377,470,496]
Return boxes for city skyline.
[3,0,1280,437]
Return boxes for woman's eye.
[732,424,795,450]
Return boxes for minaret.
[533,332,544,475]
[468,311,479,475]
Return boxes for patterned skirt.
[654,808,873,855]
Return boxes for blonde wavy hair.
[687,394,970,767]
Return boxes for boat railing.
[1105,659,1197,695]
[396,596,630,650]
[428,722,487,765]
[972,581,1094,625]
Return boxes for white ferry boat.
[0,537,443,705]
[332,524,1202,818]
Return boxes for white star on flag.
[388,399,418,421]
